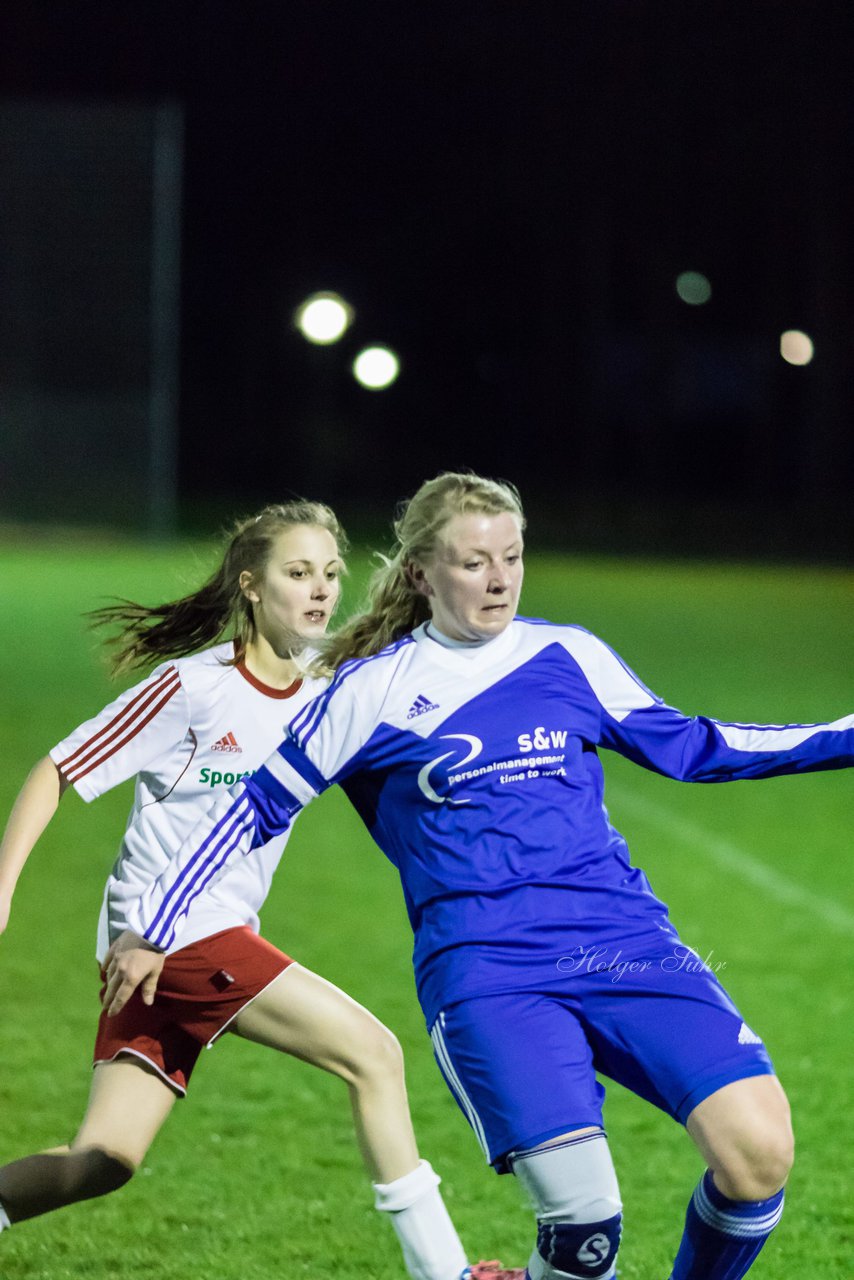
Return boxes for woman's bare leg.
[231,964,469,1279]
[231,964,418,1183]
[666,1076,792,1279]
[0,1057,176,1223]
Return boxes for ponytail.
[315,551,430,674]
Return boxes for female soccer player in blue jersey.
[68,473,854,1280]
[0,500,506,1280]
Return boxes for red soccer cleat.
[464,1262,528,1280]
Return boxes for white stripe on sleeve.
[262,750,323,807]
[716,712,854,753]
[563,631,657,723]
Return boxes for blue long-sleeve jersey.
[130,619,854,1023]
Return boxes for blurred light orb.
[353,345,400,390]
[779,330,814,366]
[294,292,353,344]
[675,271,712,306]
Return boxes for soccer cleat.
[462,1262,528,1279]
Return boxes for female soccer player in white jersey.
[0,500,506,1280]
[108,472,854,1280]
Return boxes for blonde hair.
[91,501,347,675]
[317,472,524,674]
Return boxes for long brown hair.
[91,501,347,675]
[315,472,524,675]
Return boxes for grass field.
[0,532,852,1278]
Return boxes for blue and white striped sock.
[670,1170,785,1280]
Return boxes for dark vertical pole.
[148,102,184,538]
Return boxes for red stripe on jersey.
[61,678,182,783]
[58,667,181,783]
[58,665,179,773]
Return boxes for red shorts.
[94,927,294,1095]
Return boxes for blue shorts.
[429,943,774,1171]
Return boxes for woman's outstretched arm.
[0,757,68,935]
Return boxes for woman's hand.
[102,930,165,1017]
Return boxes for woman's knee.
[689,1076,794,1201]
[713,1117,794,1200]
[340,1021,405,1089]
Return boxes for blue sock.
[670,1170,785,1280]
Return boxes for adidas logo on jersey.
[738,1022,762,1045]
[407,694,440,720]
[211,731,242,753]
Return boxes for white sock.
[373,1159,468,1280]
[0,1200,10,1231]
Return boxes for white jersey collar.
[413,619,518,671]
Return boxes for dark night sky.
[2,2,853,554]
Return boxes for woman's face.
[413,510,524,642]
[242,524,342,649]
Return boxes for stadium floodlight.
[294,292,354,345]
[675,271,712,306]
[779,330,814,367]
[352,345,400,390]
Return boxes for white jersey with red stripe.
[50,642,327,962]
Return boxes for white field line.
[616,788,854,936]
